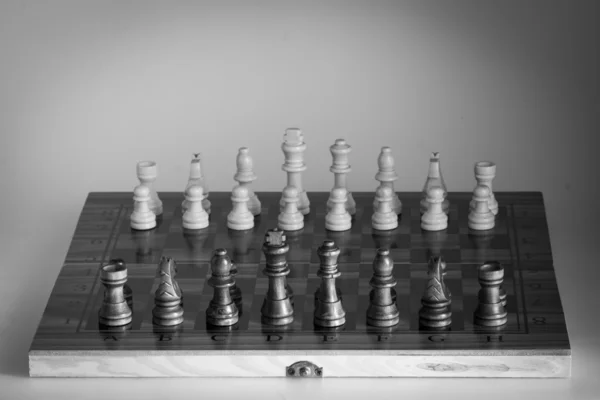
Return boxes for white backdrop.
[0,1,598,399]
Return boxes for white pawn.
[227,185,254,231]
[130,185,156,231]
[278,186,304,231]
[468,185,495,230]
[325,187,352,231]
[421,186,448,231]
[372,186,398,230]
[182,154,211,215]
[373,147,402,214]
[137,161,163,216]
[182,185,209,230]
[470,161,499,216]
[234,147,261,216]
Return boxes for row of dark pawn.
[97,227,508,330]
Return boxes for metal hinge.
[286,361,323,378]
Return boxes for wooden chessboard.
[28,192,570,378]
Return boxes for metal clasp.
[286,361,323,378]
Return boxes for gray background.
[0,0,598,398]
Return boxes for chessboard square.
[411,249,461,263]
[287,278,308,295]
[459,249,512,264]
[410,233,459,249]
[287,263,309,279]
[176,279,206,295]
[459,233,510,250]
[172,263,209,279]
[359,248,410,263]
[37,295,88,332]
[361,233,411,250]
[287,248,312,262]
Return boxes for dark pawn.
[261,229,294,326]
[419,256,452,328]
[366,248,400,327]
[474,261,508,327]
[98,262,132,327]
[314,240,346,328]
[229,262,243,313]
[152,257,184,326]
[206,249,239,326]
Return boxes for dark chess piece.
[107,259,133,311]
[229,261,243,313]
[474,262,508,327]
[483,260,506,307]
[314,240,346,328]
[419,256,452,328]
[152,257,184,326]
[261,228,294,326]
[98,262,133,327]
[206,249,239,326]
[366,248,400,327]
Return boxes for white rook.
[280,128,310,215]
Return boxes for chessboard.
[28,191,570,378]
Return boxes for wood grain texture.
[28,192,571,377]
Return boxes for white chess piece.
[421,186,448,231]
[325,187,352,231]
[373,147,402,214]
[470,161,499,216]
[278,186,304,231]
[182,154,211,215]
[227,185,254,230]
[420,152,449,214]
[182,185,209,230]
[468,185,495,230]
[137,161,163,216]
[280,128,310,215]
[327,139,356,215]
[234,147,261,216]
[130,185,156,230]
[372,186,398,230]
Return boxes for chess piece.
[325,187,352,231]
[421,186,448,231]
[470,161,499,215]
[373,147,402,214]
[261,229,294,325]
[419,256,452,328]
[366,248,400,327]
[159,256,182,300]
[371,186,399,230]
[230,262,243,312]
[482,261,506,307]
[280,128,310,215]
[278,186,304,231]
[182,185,209,230]
[98,262,133,327]
[206,249,239,326]
[234,147,261,216]
[130,185,156,231]
[152,257,184,326]
[327,139,356,215]
[227,185,254,231]
[474,262,508,327]
[420,152,449,214]
[107,259,133,311]
[182,153,211,214]
[468,185,495,231]
[314,240,346,328]
[137,161,163,216]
